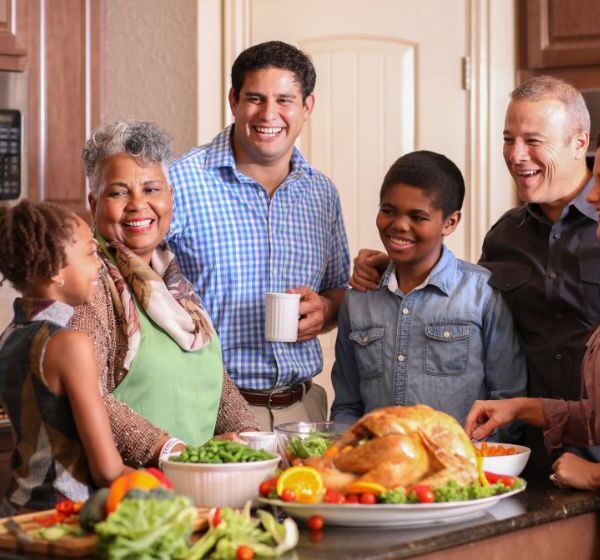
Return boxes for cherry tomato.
[345,494,359,504]
[324,488,340,504]
[212,508,222,528]
[484,471,515,487]
[359,492,377,505]
[281,489,296,502]
[307,515,324,530]
[236,544,255,560]
[259,478,278,497]
[55,500,74,516]
[309,530,324,543]
[411,484,435,503]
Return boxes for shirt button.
[549,272,557,279]
[553,233,561,240]
[555,353,562,360]
[443,331,451,339]
[278,348,284,354]
[402,308,409,316]
[397,354,405,362]
[362,336,369,343]
[556,312,564,320]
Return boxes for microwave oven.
[0,71,27,202]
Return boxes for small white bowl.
[239,431,278,455]
[474,442,531,477]
[162,456,279,507]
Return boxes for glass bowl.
[274,421,353,466]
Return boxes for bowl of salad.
[274,421,353,466]
[162,439,279,508]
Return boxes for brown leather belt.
[239,380,312,408]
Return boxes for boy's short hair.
[230,41,316,102]
[380,150,465,217]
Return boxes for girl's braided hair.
[0,200,77,292]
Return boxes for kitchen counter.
[0,466,597,559]
[286,475,600,559]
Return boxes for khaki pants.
[249,383,328,431]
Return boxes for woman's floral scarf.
[97,234,213,371]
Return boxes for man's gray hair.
[82,120,173,196]
[511,75,591,135]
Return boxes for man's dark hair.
[231,41,316,102]
[380,151,465,217]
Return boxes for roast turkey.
[304,405,478,492]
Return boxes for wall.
[0,283,17,332]
[103,0,198,156]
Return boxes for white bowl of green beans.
[161,439,280,508]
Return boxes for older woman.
[71,120,258,468]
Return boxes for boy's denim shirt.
[330,246,527,428]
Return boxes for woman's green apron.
[113,298,223,445]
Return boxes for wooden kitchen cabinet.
[25,0,103,219]
[0,0,27,70]
[518,0,600,89]
[522,0,600,69]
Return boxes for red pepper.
[484,471,516,487]
[55,500,74,516]
[212,507,222,528]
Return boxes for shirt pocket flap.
[349,327,385,346]
[580,259,600,285]
[485,262,532,291]
[425,323,471,342]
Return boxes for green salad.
[286,434,331,459]
[379,478,525,504]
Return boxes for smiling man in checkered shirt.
[167,41,350,429]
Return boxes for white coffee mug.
[265,292,301,342]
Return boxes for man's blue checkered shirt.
[167,126,350,390]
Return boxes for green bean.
[172,440,277,463]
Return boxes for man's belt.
[239,380,312,408]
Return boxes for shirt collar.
[381,245,456,297]
[204,124,313,178]
[13,297,74,327]
[525,175,597,224]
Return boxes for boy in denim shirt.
[331,151,526,428]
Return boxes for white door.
[246,0,469,259]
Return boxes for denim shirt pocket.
[424,322,471,376]
[349,326,385,379]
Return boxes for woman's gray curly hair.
[82,120,173,196]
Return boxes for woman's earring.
[55,278,64,288]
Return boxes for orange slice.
[345,481,387,495]
[276,466,323,504]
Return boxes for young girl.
[0,200,127,514]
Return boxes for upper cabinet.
[523,0,600,68]
[0,0,27,70]
[519,0,600,88]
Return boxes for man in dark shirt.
[481,76,596,403]
[351,76,597,417]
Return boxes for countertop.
[284,475,600,559]
[0,464,597,559]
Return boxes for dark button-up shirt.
[480,177,600,401]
